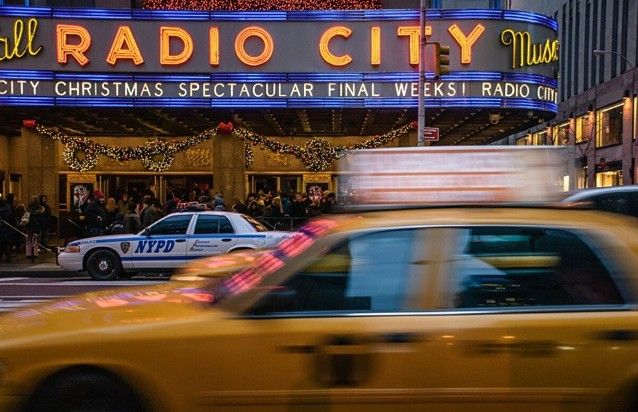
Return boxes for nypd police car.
[58,210,291,280]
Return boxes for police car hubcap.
[98,260,110,271]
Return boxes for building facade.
[503,0,638,188]
[0,1,559,215]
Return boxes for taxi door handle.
[221,238,232,242]
[175,239,186,243]
[596,330,638,341]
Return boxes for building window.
[574,0,580,95]
[634,96,637,141]
[553,122,570,145]
[621,0,629,72]
[567,1,573,98]
[577,166,589,189]
[591,0,598,85]
[596,170,623,187]
[596,103,623,147]
[531,131,548,145]
[583,1,590,90]
[515,136,528,146]
[599,0,607,83]
[576,114,593,143]
[611,0,619,77]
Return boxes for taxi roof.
[327,205,638,239]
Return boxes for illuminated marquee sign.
[0,7,559,111]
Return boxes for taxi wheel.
[25,369,145,412]
[86,250,122,281]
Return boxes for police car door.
[131,214,194,269]
[188,214,238,259]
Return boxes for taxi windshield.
[206,218,339,303]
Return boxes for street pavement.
[0,249,177,313]
[0,275,169,313]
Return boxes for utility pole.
[417,0,428,146]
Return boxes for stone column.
[622,96,633,185]
[398,130,418,147]
[212,132,245,205]
[17,127,59,214]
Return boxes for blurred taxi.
[2,206,638,412]
[171,249,266,282]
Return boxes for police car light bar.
[177,202,208,212]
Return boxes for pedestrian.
[0,198,15,263]
[291,193,307,218]
[38,194,53,247]
[141,196,159,227]
[116,192,130,212]
[231,197,249,214]
[105,197,119,227]
[123,202,141,234]
[213,192,225,211]
[164,195,180,215]
[24,196,44,261]
[85,190,106,237]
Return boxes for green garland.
[37,121,415,172]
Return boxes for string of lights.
[37,121,415,173]
[142,0,381,10]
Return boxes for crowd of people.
[230,190,337,225]
[0,193,56,263]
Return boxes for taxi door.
[187,214,237,258]
[129,214,193,269]
[190,227,481,412]
[433,225,638,411]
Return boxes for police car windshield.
[242,215,269,232]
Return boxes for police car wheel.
[86,250,122,281]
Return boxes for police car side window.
[250,228,430,315]
[219,217,235,234]
[195,215,220,234]
[449,227,624,309]
[150,215,192,235]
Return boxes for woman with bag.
[24,196,44,262]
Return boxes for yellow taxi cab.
[171,249,266,282]
[2,206,638,412]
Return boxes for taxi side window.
[149,215,192,235]
[251,229,430,315]
[448,227,624,309]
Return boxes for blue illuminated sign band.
[0,7,557,31]
[0,95,557,112]
[0,70,558,88]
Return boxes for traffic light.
[435,43,451,77]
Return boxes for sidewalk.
[0,252,80,277]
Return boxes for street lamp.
[592,49,635,71]
[592,49,636,183]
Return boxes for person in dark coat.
[85,191,106,237]
[123,202,142,234]
[0,198,15,263]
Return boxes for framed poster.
[66,173,97,212]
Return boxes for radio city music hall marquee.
[0,8,559,111]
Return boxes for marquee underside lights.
[0,7,559,113]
